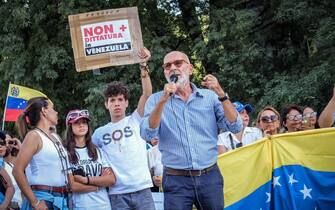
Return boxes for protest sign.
[69,7,143,72]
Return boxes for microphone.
[169,73,178,83]
[169,74,178,96]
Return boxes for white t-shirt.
[218,127,263,151]
[147,145,163,176]
[92,111,153,194]
[4,162,22,206]
[70,147,111,210]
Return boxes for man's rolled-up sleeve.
[140,94,160,142]
[222,113,243,134]
[215,98,243,134]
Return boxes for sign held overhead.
[69,7,144,72]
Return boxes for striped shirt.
[140,83,242,170]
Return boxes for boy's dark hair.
[103,82,129,101]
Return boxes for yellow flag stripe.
[8,84,47,100]
[272,128,335,172]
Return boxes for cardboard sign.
[68,7,143,72]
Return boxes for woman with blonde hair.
[13,97,70,210]
[256,106,281,136]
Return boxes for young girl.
[65,109,115,210]
[13,97,69,210]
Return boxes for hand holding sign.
[139,47,151,78]
[138,47,151,63]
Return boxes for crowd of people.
[0,48,334,210]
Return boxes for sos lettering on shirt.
[102,126,133,145]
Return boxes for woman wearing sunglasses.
[13,97,70,210]
[65,109,115,210]
[302,106,318,130]
[281,105,303,132]
[0,131,15,209]
[3,131,22,209]
[256,106,281,136]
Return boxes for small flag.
[4,84,47,122]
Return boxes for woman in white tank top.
[13,97,70,210]
[64,109,115,210]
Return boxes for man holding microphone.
[140,51,242,210]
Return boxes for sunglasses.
[260,115,278,123]
[287,114,303,121]
[162,59,189,70]
[7,140,17,145]
[303,112,317,118]
[0,141,6,146]
[66,109,90,124]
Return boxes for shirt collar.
[173,83,203,100]
[190,83,203,97]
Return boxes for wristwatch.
[218,92,229,102]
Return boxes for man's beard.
[165,72,190,89]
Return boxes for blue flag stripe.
[226,165,335,210]
[6,96,27,110]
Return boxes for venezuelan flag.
[218,128,335,210]
[4,84,47,122]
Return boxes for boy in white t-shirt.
[218,101,263,154]
[92,48,155,210]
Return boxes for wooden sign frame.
[68,7,144,72]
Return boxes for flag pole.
[2,81,11,131]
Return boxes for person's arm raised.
[201,74,237,123]
[137,47,153,117]
[149,82,177,129]
[319,87,335,128]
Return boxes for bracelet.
[86,176,90,185]
[139,63,149,72]
[33,199,40,208]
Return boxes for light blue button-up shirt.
[140,83,242,170]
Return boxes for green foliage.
[0,0,334,135]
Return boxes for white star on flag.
[300,184,312,199]
[266,192,271,203]
[273,176,281,187]
[288,173,298,185]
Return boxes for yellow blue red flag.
[4,84,47,122]
[218,128,335,210]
